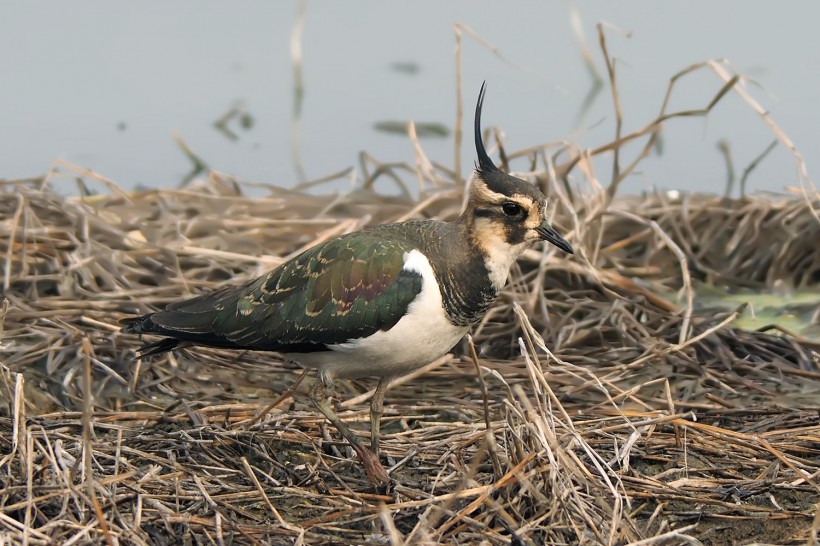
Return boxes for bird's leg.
[309,379,390,485]
[369,377,390,456]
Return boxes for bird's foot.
[351,443,390,486]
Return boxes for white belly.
[284,249,468,381]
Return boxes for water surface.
[2,1,818,195]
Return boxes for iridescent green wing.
[147,232,423,351]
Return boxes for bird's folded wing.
[141,234,424,352]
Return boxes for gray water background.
[2,1,818,196]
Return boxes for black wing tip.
[119,313,154,334]
[119,313,179,357]
[474,80,499,174]
[136,338,182,357]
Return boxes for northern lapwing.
[120,83,573,485]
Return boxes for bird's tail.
[120,314,185,357]
[119,314,153,334]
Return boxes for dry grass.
[2,165,818,545]
[2,25,820,546]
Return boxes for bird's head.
[462,82,574,259]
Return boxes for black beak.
[536,224,574,254]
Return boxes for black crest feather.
[474,81,499,173]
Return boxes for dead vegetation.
[2,27,820,546]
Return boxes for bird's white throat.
[473,224,529,291]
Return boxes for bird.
[120,82,573,485]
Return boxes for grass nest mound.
[1,162,819,545]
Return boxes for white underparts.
[287,249,468,381]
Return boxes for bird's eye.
[502,202,524,217]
